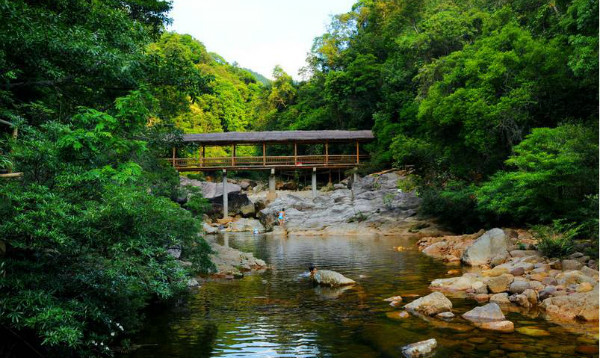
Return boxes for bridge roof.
[183,130,374,145]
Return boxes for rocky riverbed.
[389,227,599,357]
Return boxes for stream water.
[124,233,599,358]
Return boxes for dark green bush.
[533,221,580,259]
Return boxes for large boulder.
[462,229,509,266]
[541,285,599,322]
[404,292,452,316]
[462,303,505,323]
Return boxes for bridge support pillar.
[312,167,317,198]
[353,168,359,188]
[223,169,228,218]
[267,169,277,201]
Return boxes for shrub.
[533,220,580,259]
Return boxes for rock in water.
[462,228,509,266]
[311,270,355,286]
[401,338,437,358]
[462,303,505,322]
[404,292,452,316]
[476,320,515,333]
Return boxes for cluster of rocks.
[393,227,598,357]
[257,172,439,236]
[207,241,267,279]
[419,228,599,325]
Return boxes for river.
[123,233,599,357]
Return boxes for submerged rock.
[404,292,453,316]
[516,326,551,337]
[401,338,437,358]
[475,320,515,333]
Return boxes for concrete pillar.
[223,169,228,218]
[353,168,359,186]
[312,167,317,198]
[269,169,276,193]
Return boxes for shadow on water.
[122,233,599,358]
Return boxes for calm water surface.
[125,233,599,358]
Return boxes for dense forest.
[0,0,597,356]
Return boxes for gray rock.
[203,223,219,234]
[239,203,256,217]
[462,229,509,266]
[570,252,584,259]
[538,286,557,301]
[528,281,544,291]
[462,302,505,322]
[404,292,453,316]
[509,293,531,307]
[472,281,488,294]
[522,289,538,305]
[187,278,200,287]
[402,338,437,358]
[167,246,182,259]
[510,267,525,276]
[581,266,599,280]
[562,260,583,271]
[510,250,541,258]
[509,281,530,294]
[436,312,455,320]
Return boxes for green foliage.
[533,220,580,258]
[477,124,598,228]
[420,181,483,233]
[0,97,213,356]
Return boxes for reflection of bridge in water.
[166,130,374,218]
[167,130,374,171]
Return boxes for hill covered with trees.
[0,0,597,356]
[260,0,598,236]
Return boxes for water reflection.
[124,233,599,358]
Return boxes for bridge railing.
[166,154,368,170]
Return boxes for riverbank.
[404,228,599,339]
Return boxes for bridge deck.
[170,154,368,171]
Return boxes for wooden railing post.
[172,147,176,167]
[325,141,329,165]
[232,144,236,167]
[201,145,205,167]
[294,142,297,165]
[356,141,360,164]
[262,142,266,166]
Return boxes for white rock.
[402,338,437,358]
[404,292,452,316]
[462,229,509,266]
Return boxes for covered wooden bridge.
[168,130,374,217]
[168,130,374,171]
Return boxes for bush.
[419,181,485,233]
[533,220,580,259]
